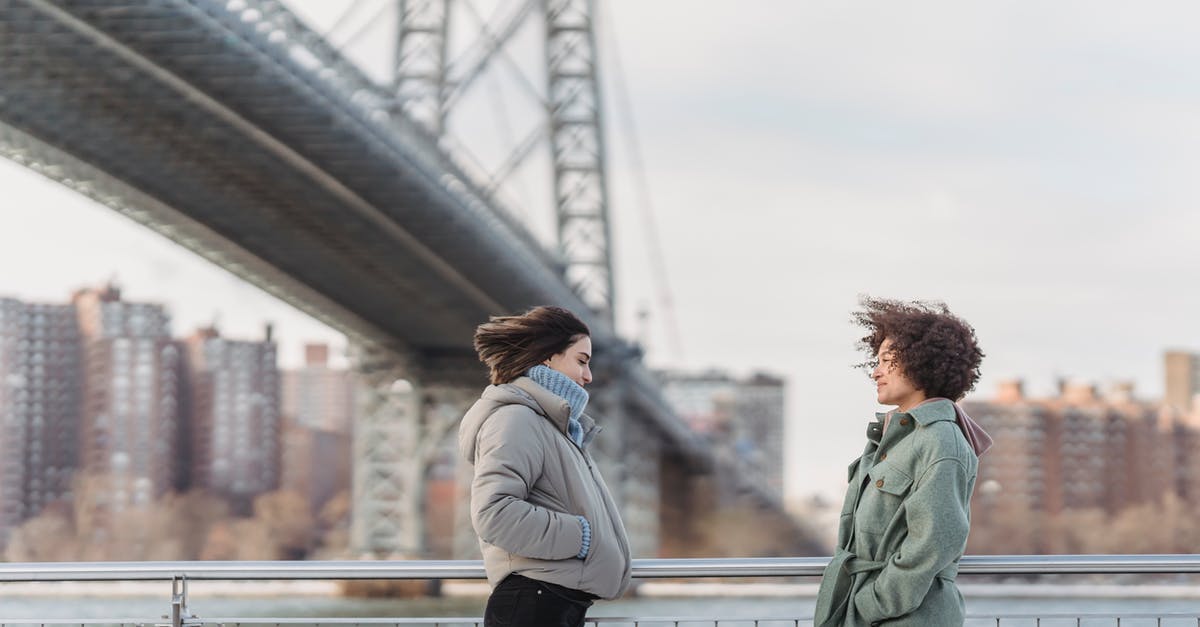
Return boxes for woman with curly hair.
[814,297,992,627]
[458,306,631,627]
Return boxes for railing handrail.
[3,555,1200,582]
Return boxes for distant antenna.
[102,274,122,301]
[635,304,650,351]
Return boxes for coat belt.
[812,547,886,627]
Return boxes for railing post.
[169,575,189,627]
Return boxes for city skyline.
[0,272,346,369]
[0,283,358,553]
[5,0,1200,506]
[0,283,791,559]
[3,274,1195,558]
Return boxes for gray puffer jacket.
[457,377,632,599]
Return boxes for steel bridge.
[0,0,801,559]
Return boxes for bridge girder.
[0,0,723,557]
[0,0,585,356]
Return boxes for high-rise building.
[72,285,184,525]
[962,380,1050,514]
[658,369,786,500]
[281,422,351,516]
[733,373,786,498]
[964,379,1176,516]
[0,298,82,546]
[184,325,281,511]
[0,298,24,546]
[1165,350,1200,413]
[658,370,738,436]
[281,343,354,433]
[280,342,353,515]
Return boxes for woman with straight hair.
[458,305,631,627]
[814,297,992,627]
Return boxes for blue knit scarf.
[527,364,588,446]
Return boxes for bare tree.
[158,490,232,559]
[253,489,316,559]
[311,489,352,559]
[4,506,77,561]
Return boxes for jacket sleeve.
[853,457,971,622]
[470,408,586,560]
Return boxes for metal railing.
[3,556,1200,626]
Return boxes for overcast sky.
[4,1,1200,504]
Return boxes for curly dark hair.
[852,296,983,401]
[474,306,590,385]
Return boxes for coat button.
[900,418,910,426]
[875,479,884,488]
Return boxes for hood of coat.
[458,376,593,463]
[910,397,994,457]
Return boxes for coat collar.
[511,376,598,438]
[512,376,571,432]
[874,397,958,426]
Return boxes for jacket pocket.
[582,513,601,565]
[865,576,964,627]
[578,512,604,590]
[857,462,914,535]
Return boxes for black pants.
[483,574,595,627]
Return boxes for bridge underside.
[0,0,583,360]
[0,1,724,496]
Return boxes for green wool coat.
[814,399,979,626]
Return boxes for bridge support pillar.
[453,454,481,559]
[618,411,661,557]
[421,383,479,559]
[349,345,477,558]
[658,451,825,557]
[588,386,660,557]
[350,345,422,557]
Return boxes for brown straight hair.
[474,306,591,385]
